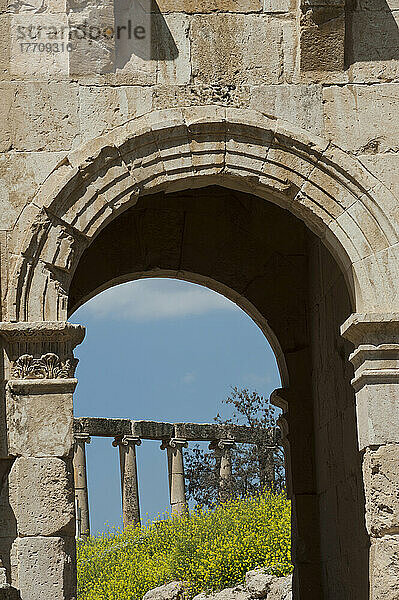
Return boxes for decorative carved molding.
[0,322,84,380]
[160,438,188,450]
[209,439,235,451]
[12,353,77,380]
[112,436,141,448]
[74,433,91,445]
[0,321,85,347]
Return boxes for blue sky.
[71,279,281,534]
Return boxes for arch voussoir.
[7,105,399,322]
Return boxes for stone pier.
[0,322,85,600]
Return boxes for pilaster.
[0,321,85,599]
[341,313,399,600]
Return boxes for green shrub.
[77,490,292,600]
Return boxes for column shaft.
[163,439,188,516]
[257,445,275,489]
[209,439,235,503]
[114,436,141,528]
[73,435,90,539]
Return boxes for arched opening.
[5,106,391,599]
[66,184,369,599]
[71,277,282,531]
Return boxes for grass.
[77,490,292,600]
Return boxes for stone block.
[245,569,274,597]
[0,83,79,152]
[300,6,345,72]
[13,536,76,600]
[264,0,293,13]
[8,457,75,537]
[268,575,292,600]
[191,14,295,86]
[354,382,399,450]
[347,10,399,83]
[323,84,399,154]
[153,84,250,110]
[370,535,399,600]
[358,154,399,201]
[78,85,152,144]
[155,13,191,86]
[154,0,262,11]
[9,13,69,79]
[249,84,323,135]
[363,444,399,537]
[0,86,14,153]
[143,581,187,600]
[68,6,115,76]
[0,152,66,229]
[6,380,75,458]
[0,15,10,81]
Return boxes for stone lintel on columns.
[341,313,399,450]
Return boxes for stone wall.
[1,0,399,240]
[1,1,399,598]
[308,236,369,599]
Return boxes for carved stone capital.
[0,321,85,380]
[341,313,399,449]
[12,353,77,380]
[341,313,399,391]
[209,439,235,451]
[160,438,188,450]
[74,433,91,446]
[113,435,141,448]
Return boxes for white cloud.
[243,373,273,387]
[181,372,196,384]
[81,279,239,321]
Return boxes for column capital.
[74,433,91,445]
[160,438,188,450]
[0,321,85,380]
[112,435,141,448]
[341,313,399,449]
[209,439,235,451]
[341,313,399,392]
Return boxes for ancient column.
[73,433,91,540]
[257,443,275,490]
[210,439,235,502]
[341,314,399,600]
[0,321,85,600]
[161,438,188,515]
[113,435,141,528]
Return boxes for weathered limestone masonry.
[0,0,399,598]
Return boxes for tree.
[184,387,285,507]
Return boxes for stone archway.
[1,107,399,600]
[7,105,399,323]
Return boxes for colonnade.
[72,419,279,538]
